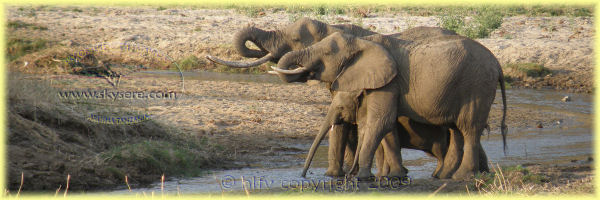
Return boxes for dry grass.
[7,73,226,191]
[471,163,593,196]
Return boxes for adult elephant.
[271,32,507,180]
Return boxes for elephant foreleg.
[326,124,348,177]
[343,123,357,173]
[353,91,404,180]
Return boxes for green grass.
[8,20,48,30]
[157,6,167,11]
[439,7,503,38]
[505,63,552,77]
[175,55,204,71]
[101,140,215,177]
[7,37,48,61]
[471,164,550,195]
[236,6,264,17]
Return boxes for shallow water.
[114,71,592,194]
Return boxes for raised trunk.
[233,26,270,58]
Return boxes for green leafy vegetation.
[175,55,204,71]
[439,8,503,38]
[505,63,552,77]
[8,20,48,30]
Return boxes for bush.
[176,55,203,71]
[505,63,552,77]
[439,8,503,39]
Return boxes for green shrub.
[176,55,203,71]
[505,63,552,77]
[439,8,503,38]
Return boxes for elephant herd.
[207,18,507,180]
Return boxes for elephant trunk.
[301,124,335,177]
[271,49,312,76]
[205,27,275,68]
[301,105,342,177]
[233,26,270,58]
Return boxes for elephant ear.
[331,39,397,92]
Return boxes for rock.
[60,40,77,47]
[536,122,543,128]
[561,96,571,102]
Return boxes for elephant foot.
[451,167,477,180]
[325,168,345,177]
[387,166,408,178]
[356,167,374,180]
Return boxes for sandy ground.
[7,6,594,92]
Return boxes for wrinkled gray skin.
[273,32,507,180]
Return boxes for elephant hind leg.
[438,128,463,179]
[452,122,486,180]
[374,144,389,177]
[430,139,447,178]
[478,144,489,173]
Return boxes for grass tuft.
[7,37,48,61]
[504,63,552,78]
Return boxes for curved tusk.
[267,71,279,75]
[205,53,273,68]
[270,65,308,75]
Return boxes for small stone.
[536,122,543,128]
[561,96,571,102]
[60,40,77,47]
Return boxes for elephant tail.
[499,72,508,155]
[301,121,336,177]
